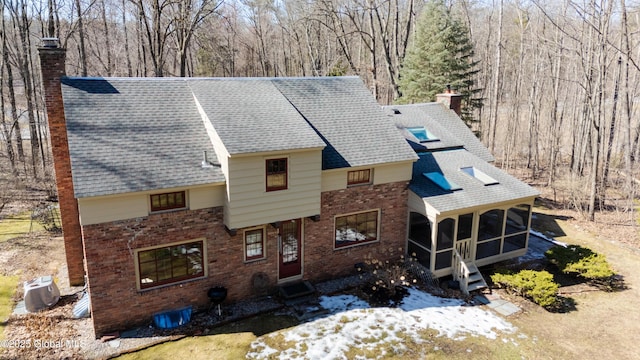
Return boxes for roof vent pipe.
[202,150,214,168]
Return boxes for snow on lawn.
[247,287,516,359]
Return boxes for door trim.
[277,218,304,282]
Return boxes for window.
[424,172,462,191]
[150,191,186,212]
[335,210,379,248]
[137,240,204,290]
[245,228,265,261]
[347,169,371,185]
[266,158,288,191]
[460,167,499,186]
[408,127,439,143]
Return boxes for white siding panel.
[78,194,148,225]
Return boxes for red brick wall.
[38,46,85,286]
[82,207,281,336]
[304,181,410,281]
[82,181,409,337]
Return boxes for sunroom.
[406,150,539,278]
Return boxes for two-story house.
[38,40,537,337]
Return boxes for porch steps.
[465,263,488,293]
[278,280,315,300]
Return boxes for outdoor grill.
[207,286,227,316]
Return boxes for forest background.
[1,0,640,224]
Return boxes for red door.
[279,219,302,280]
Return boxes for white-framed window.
[244,227,266,261]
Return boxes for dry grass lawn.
[1,190,640,359]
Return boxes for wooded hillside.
[1,0,639,222]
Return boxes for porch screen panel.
[505,204,531,235]
[436,218,455,250]
[478,209,504,241]
[409,212,432,249]
[457,213,473,240]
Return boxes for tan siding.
[373,162,414,185]
[225,150,322,229]
[190,185,226,210]
[321,170,347,192]
[78,185,226,225]
[321,161,414,192]
[78,194,148,225]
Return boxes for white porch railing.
[455,239,473,260]
[452,250,471,294]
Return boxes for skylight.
[423,172,462,191]
[460,167,499,186]
[408,127,439,143]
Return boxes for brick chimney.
[436,85,463,116]
[38,38,85,286]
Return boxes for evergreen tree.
[398,0,481,126]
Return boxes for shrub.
[491,270,559,308]
[360,249,416,306]
[545,245,616,286]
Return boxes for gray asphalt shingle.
[410,149,539,214]
[61,77,225,198]
[60,76,418,198]
[383,103,494,162]
[273,77,418,169]
[188,79,326,154]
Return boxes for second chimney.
[436,85,463,116]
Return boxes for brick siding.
[82,181,409,337]
[304,181,410,280]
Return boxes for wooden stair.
[465,263,488,293]
[452,250,488,295]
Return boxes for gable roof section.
[384,103,494,162]
[188,79,326,155]
[273,77,418,169]
[410,149,538,214]
[60,76,418,198]
[61,77,225,198]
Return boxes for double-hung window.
[266,158,288,191]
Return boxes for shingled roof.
[60,76,417,198]
[188,79,325,155]
[274,77,418,169]
[61,78,226,198]
[383,103,494,162]
[410,149,538,214]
